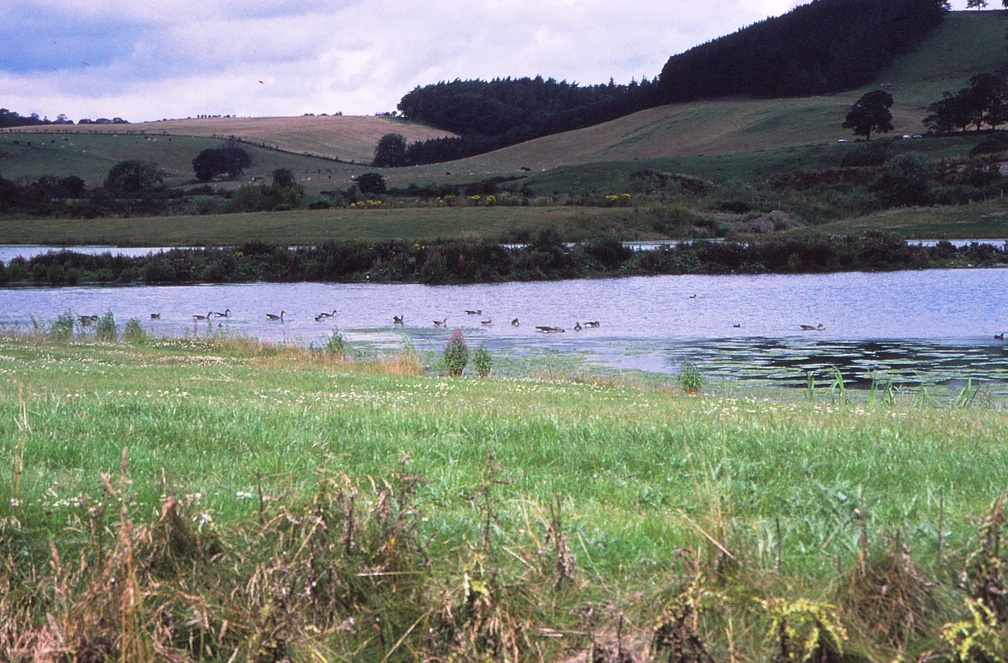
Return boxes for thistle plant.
[444,328,469,376]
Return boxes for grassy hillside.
[870,10,1008,108]
[8,114,452,165]
[3,11,1001,191]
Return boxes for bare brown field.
[12,115,454,164]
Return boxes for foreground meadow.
[2,330,1008,661]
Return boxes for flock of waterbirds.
[130,306,833,335]
[152,306,604,334]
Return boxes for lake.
[2,268,1006,390]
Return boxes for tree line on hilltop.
[656,0,948,102]
[393,0,950,164]
[0,108,128,128]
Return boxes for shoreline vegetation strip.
[1,232,1006,286]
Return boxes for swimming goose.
[150,313,160,320]
[317,309,336,318]
[393,314,404,325]
[573,321,582,331]
[511,318,520,326]
[465,309,482,315]
[193,311,212,321]
[799,323,825,331]
[536,325,565,333]
[212,308,230,318]
[433,318,448,328]
[584,320,600,328]
[481,318,493,326]
[266,310,285,321]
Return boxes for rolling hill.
[1,11,1004,194]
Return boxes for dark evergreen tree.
[657,0,947,102]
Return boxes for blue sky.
[0,1,991,123]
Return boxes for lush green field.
[0,204,653,245]
[2,330,1008,659]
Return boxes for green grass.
[1,334,1005,576]
[0,204,664,245]
[864,10,1008,108]
[3,333,1008,658]
[0,132,362,190]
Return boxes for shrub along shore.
[2,232,1005,286]
[2,326,1008,660]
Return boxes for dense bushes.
[2,233,1003,287]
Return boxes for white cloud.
[0,0,983,122]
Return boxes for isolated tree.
[104,160,163,196]
[843,90,894,140]
[272,167,295,188]
[967,0,987,8]
[192,148,228,182]
[355,172,386,195]
[372,133,407,167]
[220,142,251,177]
[192,142,251,182]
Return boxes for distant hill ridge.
[657,0,948,102]
[395,0,950,164]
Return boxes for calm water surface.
[3,268,1007,389]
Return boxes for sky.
[0,0,993,123]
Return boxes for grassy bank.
[2,328,1008,660]
[0,205,646,246]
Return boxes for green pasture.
[0,204,659,245]
[3,330,1008,659]
[864,10,1008,108]
[2,333,1006,582]
[801,198,1008,239]
[0,132,361,190]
